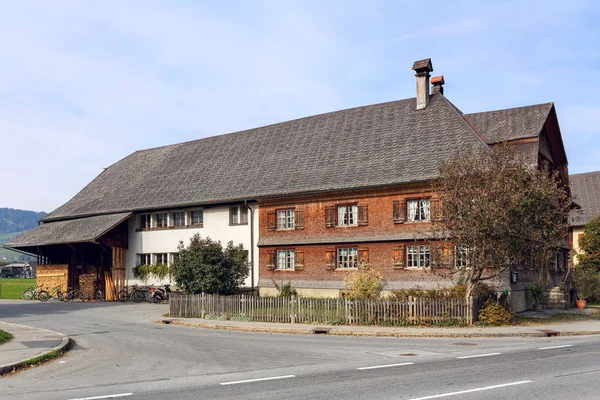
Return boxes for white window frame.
[406,245,430,268]
[170,253,180,265]
[277,209,295,230]
[155,253,169,265]
[276,249,295,270]
[337,205,358,226]
[337,247,358,269]
[138,253,151,266]
[407,199,431,222]
[456,245,471,267]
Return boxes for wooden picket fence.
[169,294,475,325]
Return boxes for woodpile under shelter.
[4,213,129,299]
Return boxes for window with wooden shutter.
[294,210,304,230]
[295,250,304,270]
[358,248,369,264]
[357,205,368,226]
[267,211,276,230]
[393,246,405,268]
[393,200,407,223]
[325,206,337,228]
[430,199,442,221]
[325,249,336,269]
[267,250,276,270]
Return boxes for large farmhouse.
[569,171,600,266]
[5,59,570,310]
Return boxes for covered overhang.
[3,212,132,254]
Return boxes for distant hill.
[0,208,46,234]
[0,208,46,262]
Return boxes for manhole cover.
[398,353,417,356]
[452,342,478,346]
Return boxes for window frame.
[276,209,295,230]
[155,212,168,228]
[406,245,431,268]
[189,209,204,227]
[138,253,151,266]
[406,198,431,222]
[276,249,295,270]
[337,204,358,227]
[139,214,152,230]
[172,211,186,228]
[230,205,249,226]
[337,247,359,269]
[155,253,169,265]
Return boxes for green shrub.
[574,263,600,300]
[477,299,513,326]
[133,264,170,283]
[272,280,298,297]
[343,264,385,300]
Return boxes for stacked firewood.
[79,274,97,300]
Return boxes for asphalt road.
[0,300,599,400]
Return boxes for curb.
[0,323,73,376]
[158,319,600,339]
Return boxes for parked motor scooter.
[150,284,171,303]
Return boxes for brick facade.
[258,183,451,296]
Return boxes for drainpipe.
[244,200,255,289]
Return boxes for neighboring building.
[4,58,570,311]
[0,262,35,278]
[569,171,600,266]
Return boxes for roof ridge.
[465,101,554,117]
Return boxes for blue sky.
[1,0,598,213]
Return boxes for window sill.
[334,268,358,272]
[392,265,405,270]
[404,267,427,270]
[229,223,249,226]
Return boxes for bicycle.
[65,288,85,302]
[22,286,43,300]
[38,286,65,302]
[94,285,104,302]
[117,284,146,303]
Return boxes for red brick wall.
[259,184,437,243]
[258,184,449,290]
[260,242,445,286]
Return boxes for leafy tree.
[430,145,573,299]
[344,264,385,300]
[577,216,600,270]
[171,234,248,295]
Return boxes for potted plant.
[528,283,545,311]
[573,263,600,309]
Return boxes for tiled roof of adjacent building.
[465,103,554,144]
[43,94,491,222]
[570,171,600,227]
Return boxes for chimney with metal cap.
[412,58,433,110]
[431,75,445,95]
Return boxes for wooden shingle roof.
[43,94,489,222]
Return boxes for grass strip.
[0,330,14,345]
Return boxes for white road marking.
[357,362,414,370]
[219,375,296,386]
[67,394,133,400]
[457,352,501,359]
[407,380,533,400]
[539,344,573,350]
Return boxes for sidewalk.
[0,321,70,375]
[159,310,600,338]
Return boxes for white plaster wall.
[572,227,584,265]
[125,204,259,288]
